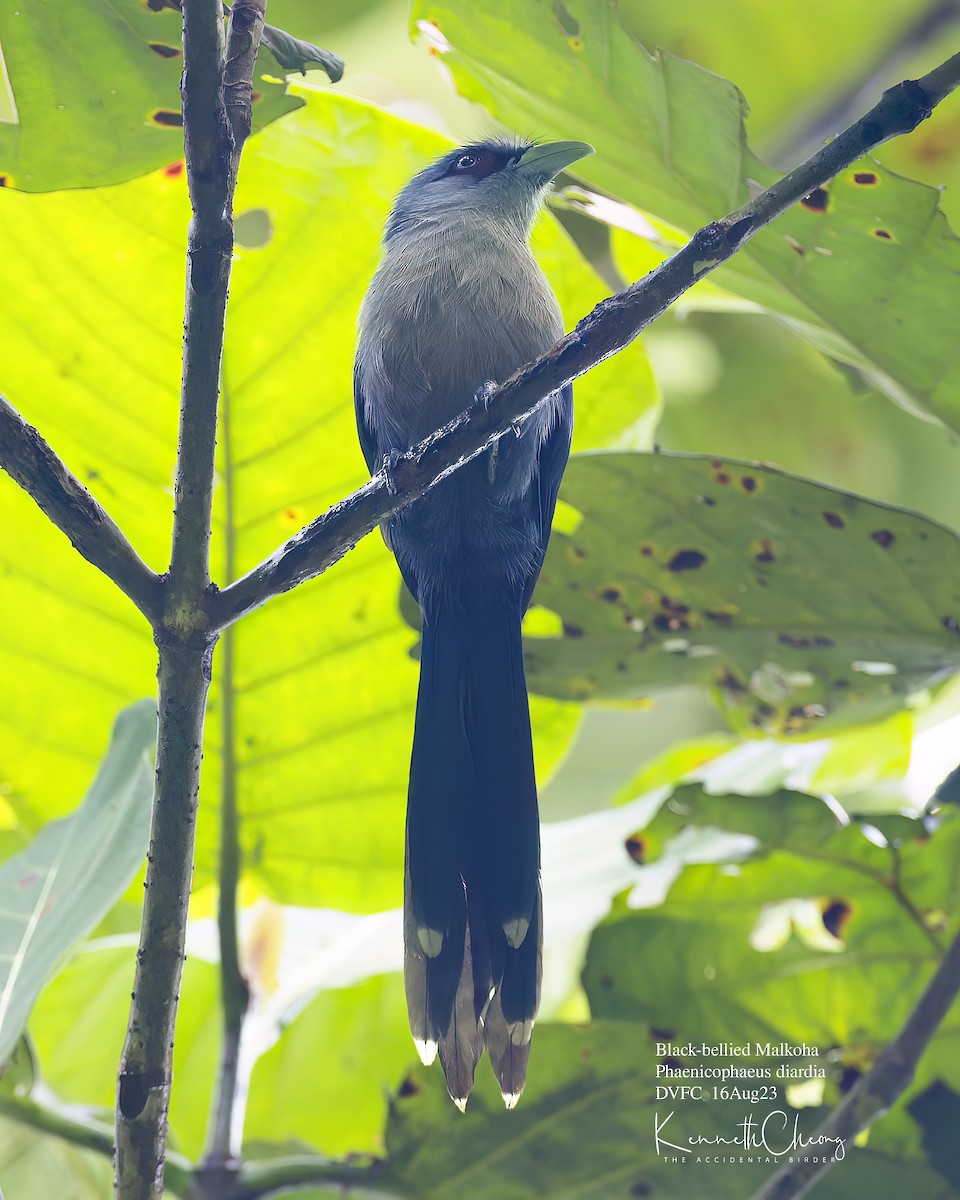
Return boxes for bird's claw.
[474,379,499,413]
[382,447,402,496]
[475,380,524,440]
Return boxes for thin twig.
[223,0,267,180]
[196,6,268,1174]
[209,52,960,632]
[229,1155,390,1200]
[887,846,945,955]
[0,394,163,622]
[200,382,250,1171]
[114,3,265,1197]
[750,929,960,1200]
[0,1094,194,1198]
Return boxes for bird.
[354,136,593,1110]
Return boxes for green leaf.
[0,701,154,1064]
[616,0,935,146]
[0,93,601,914]
[649,782,844,855]
[260,25,344,79]
[413,1,960,430]
[579,791,960,1191]
[0,1114,114,1200]
[28,942,219,1163]
[382,1023,682,1199]
[586,785,958,1043]
[380,1019,955,1198]
[245,974,414,1155]
[525,451,960,733]
[907,1082,960,1192]
[0,0,303,192]
[615,0,960,237]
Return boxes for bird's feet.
[474,379,499,412]
[381,447,402,496]
[474,378,523,435]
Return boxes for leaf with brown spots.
[667,549,707,572]
[381,1021,793,1198]
[0,1,303,190]
[414,0,960,432]
[583,784,960,1179]
[529,451,960,734]
[801,186,830,212]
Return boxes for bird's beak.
[516,140,595,182]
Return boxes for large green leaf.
[582,786,960,1181]
[525,451,960,733]
[0,701,154,1065]
[0,0,309,191]
[368,788,960,1198]
[245,973,414,1156]
[27,942,219,1163]
[383,1022,706,1200]
[615,0,960,232]
[0,1114,114,1200]
[413,0,960,430]
[379,1020,956,1199]
[616,0,939,147]
[0,92,657,913]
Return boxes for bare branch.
[200,396,249,1173]
[199,7,267,1174]
[210,51,960,631]
[115,3,268,1197]
[751,930,960,1200]
[164,0,232,627]
[0,393,162,622]
[230,1154,386,1200]
[223,0,267,183]
[115,634,215,1200]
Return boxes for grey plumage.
[355,136,593,1108]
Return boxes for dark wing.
[353,359,381,476]
[522,384,573,612]
[355,358,423,604]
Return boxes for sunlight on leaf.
[0,701,154,1063]
[414,0,960,431]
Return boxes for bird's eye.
[455,154,479,171]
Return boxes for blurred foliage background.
[1,1,960,1197]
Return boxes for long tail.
[403,595,542,1109]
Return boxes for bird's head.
[384,137,594,242]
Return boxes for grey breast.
[357,219,564,454]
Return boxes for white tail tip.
[414,1038,438,1066]
[502,1091,521,1110]
[452,1094,469,1113]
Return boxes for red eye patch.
[446,149,507,180]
